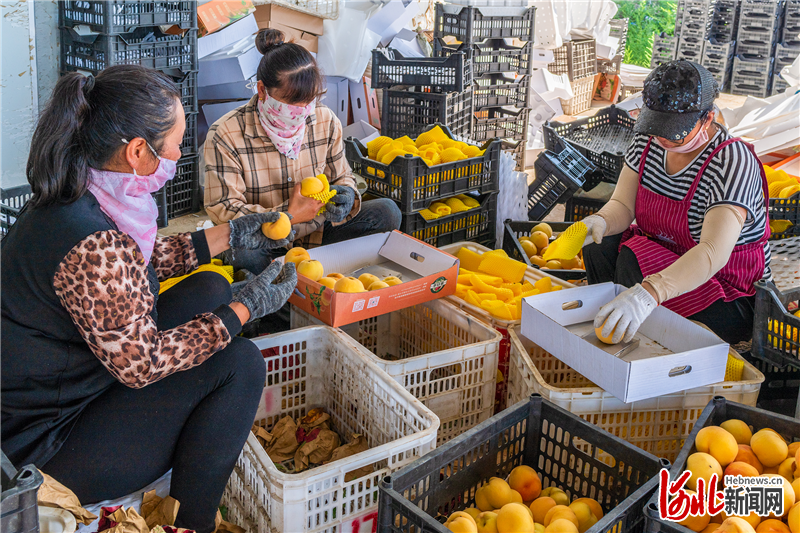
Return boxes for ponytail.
[26,72,93,208]
[26,66,180,208]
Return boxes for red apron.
[619,137,770,317]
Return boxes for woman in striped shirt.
[579,60,769,345]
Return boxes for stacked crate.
[772,0,800,94]
[597,18,628,76]
[547,39,597,116]
[702,39,736,90]
[732,0,784,97]
[58,0,199,224]
[676,0,715,63]
[433,2,536,171]
[652,32,678,68]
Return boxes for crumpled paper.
[141,491,180,530]
[294,429,340,473]
[262,416,300,462]
[37,471,98,525]
[97,507,151,533]
[326,434,372,482]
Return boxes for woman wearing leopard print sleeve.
[1,66,297,533]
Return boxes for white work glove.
[581,214,607,247]
[594,284,658,344]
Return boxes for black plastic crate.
[180,112,198,156]
[503,220,587,281]
[501,139,527,172]
[527,145,597,220]
[473,107,529,142]
[174,70,197,114]
[399,192,496,248]
[644,397,799,533]
[166,154,200,218]
[0,185,33,240]
[60,26,197,75]
[377,394,666,533]
[543,105,635,184]
[59,0,196,34]
[474,74,530,110]
[370,48,471,93]
[345,124,500,213]
[548,39,597,81]
[769,197,800,239]
[741,351,800,415]
[380,86,473,140]
[564,195,607,222]
[433,3,536,44]
[752,281,800,371]
[435,39,533,78]
[1,452,43,533]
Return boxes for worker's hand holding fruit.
[228,211,296,249]
[594,284,658,344]
[231,259,297,324]
[288,182,325,223]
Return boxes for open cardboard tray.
[279,231,458,327]
[521,282,730,403]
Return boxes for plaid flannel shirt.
[204,95,361,248]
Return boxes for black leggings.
[41,272,264,533]
[583,233,755,345]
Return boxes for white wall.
[0,1,38,189]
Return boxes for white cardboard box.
[520,283,729,403]
[199,37,262,87]
[342,120,380,145]
[198,13,258,59]
[320,76,350,124]
[202,100,248,128]
[349,77,381,130]
[198,76,257,101]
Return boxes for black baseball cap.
[634,60,720,141]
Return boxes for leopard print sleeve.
[150,233,210,282]
[53,230,233,389]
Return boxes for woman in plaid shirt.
[204,28,402,274]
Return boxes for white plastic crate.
[506,327,764,463]
[221,326,439,533]
[560,75,594,116]
[290,298,502,446]
[438,241,574,410]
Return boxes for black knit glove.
[229,212,296,250]
[231,261,297,322]
[324,185,356,223]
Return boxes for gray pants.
[225,198,402,275]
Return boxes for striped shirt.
[624,125,771,279]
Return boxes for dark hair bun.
[256,28,285,55]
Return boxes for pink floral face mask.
[88,139,176,263]
[256,92,316,160]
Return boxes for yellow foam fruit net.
[303,174,338,215]
[367,136,392,160]
[544,222,587,261]
[771,220,794,233]
[456,194,480,208]
[429,202,452,216]
[445,197,469,213]
[725,353,744,382]
[452,247,563,320]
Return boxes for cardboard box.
[320,76,349,123]
[592,73,622,105]
[520,283,729,403]
[198,0,255,37]
[262,21,318,53]
[198,13,258,59]
[198,36,262,86]
[349,77,381,131]
[198,76,257,101]
[367,0,421,46]
[202,100,248,128]
[253,3,324,35]
[342,120,380,145]
[282,231,458,327]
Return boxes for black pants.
[41,272,264,533]
[583,233,755,344]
